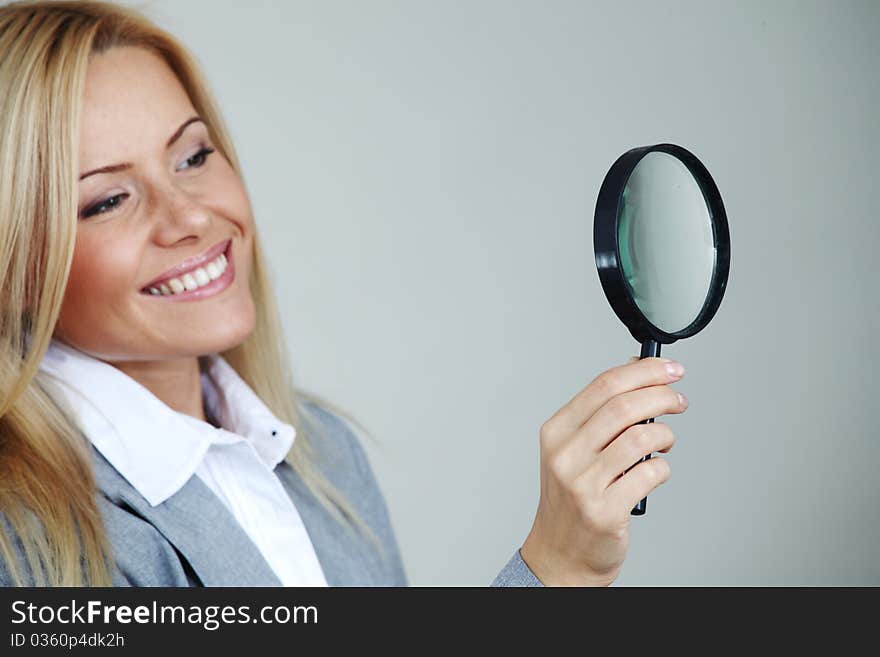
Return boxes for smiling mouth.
[140,239,233,298]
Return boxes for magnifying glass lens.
[618,152,716,334]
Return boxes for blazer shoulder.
[297,399,408,586]
[0,496,192,587]
[300,401,378,481]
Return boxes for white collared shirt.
[37,338,328,587]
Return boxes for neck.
[110,356,206,423]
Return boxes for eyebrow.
[78,116,205,181]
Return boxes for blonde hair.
[0,0,380,586]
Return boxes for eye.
[79,146,217,219]
[178,145,216,171]
[80,193,130,219]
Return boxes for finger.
[595,422,675,489]
[544,384,683,482]
[604,455,671,514]
[544,357,683,443]
[574,383,686,455]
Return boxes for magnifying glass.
[593,143,730,515]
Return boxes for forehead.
[79,46,196,164]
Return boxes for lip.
[139,239,235,302]
[139,238,232,292]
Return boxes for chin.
[196,303,257,355]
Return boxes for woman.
[0,0,687,587]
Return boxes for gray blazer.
[1,401,542,587]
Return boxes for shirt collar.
[37,338,296,507]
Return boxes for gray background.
[121,0,878,585]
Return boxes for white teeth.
[147,249,229,296]
[193,267,210,286]
[181,273,198,291]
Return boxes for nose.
[150,182,213,246]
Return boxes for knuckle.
[567,472,588,501]
[545,448,569,480]
[593,370,618,397]
[648,457,671,484]
[576,495,607,529]
[567,472,606,528]
[592,508,615,532]
[610,394,634,420]
[631,425,653,452]
[539,419,558,447]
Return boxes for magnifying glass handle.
[628,420,653,516]
[629,338,661,516]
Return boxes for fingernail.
[678,392,688,409]
[665,362,685,378]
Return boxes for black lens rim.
[593,143,730,345]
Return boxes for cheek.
[214,160,254,232]
[59,234,138,322]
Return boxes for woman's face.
[55,46,256,362]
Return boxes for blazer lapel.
[90,445,282,586]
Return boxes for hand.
[519,356,687,586]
